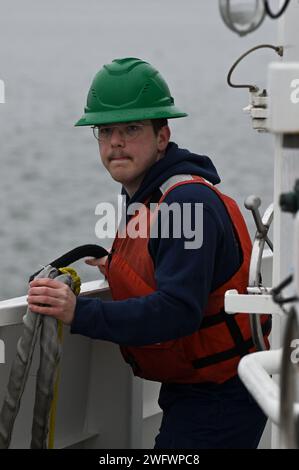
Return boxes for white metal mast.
[224,0,299,449]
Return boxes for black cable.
[29,244,109,281]
[271,274,293,296]
[264,0,291,19]
[271,274,299,306]
[227,44,283,91]
[273,295,298,305]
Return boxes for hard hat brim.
[74,106,188,127]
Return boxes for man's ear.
[157,125,171,152]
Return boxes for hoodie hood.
[124,142,221,205]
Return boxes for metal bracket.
[225,289,281,315]
[243,89,269,132]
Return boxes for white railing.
[0,279,110,327]
[0,279,163,449]
[238,349,284,425]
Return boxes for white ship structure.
[0,0,299,449]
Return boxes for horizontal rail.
[0,280,111,327]
[238,349,299,424]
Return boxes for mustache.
[108,152,131,160]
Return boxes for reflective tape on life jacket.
[106,175,271,384]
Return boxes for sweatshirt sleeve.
[70,184,228,346]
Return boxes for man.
[28,57,271,448]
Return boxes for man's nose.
[110,128,126,146]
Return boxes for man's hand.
[27,278,77,325]
[84,248,110,276]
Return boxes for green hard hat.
[75,57,187,126]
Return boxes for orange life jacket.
[106,175,271,383]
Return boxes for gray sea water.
[0,0,278,299]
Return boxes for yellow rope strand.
[47,267,81,448]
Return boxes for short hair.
[151,118,168,135]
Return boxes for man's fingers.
[28,304,58,315]
[28,286,63,298]
[30,278,67,289]
[85,257,108,267]
[85,258,100,266]
[27,295,61,306]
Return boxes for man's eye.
[126,125,140,134]
[99,127,113,136]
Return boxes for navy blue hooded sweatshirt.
[71,142,241,346]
